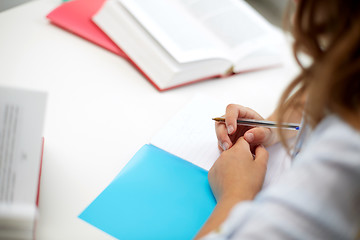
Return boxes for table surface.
[0,1,299,239]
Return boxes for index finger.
[224,104,264,135]
[215,118,233,151]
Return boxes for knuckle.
[219,134,228,142]
[232,142,245,153]
[226,103,238,112]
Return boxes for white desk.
[0,1,299,239]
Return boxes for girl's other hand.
[209,138,268,202]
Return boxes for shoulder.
[298,114,360,168]
[311,114,360,141]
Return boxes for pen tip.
[212,117,225,122]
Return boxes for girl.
[195,0,360,239]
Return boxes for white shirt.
[203,115,360,239]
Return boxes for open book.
[93,0,285,91]
[0,87,47,240]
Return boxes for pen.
[212,117,300,130]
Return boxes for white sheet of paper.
[151,94,225,170]
[150,94,291,188]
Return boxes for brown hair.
[277,0,360,140]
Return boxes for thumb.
[244,127,272,145]
[254,145,269,168]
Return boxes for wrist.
[194,192,249,239]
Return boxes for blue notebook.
[79,144,216,240]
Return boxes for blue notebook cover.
[79,144,216,240]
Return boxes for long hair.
[277,0,360,142]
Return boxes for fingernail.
[222,142,229,151]
[245,132,254,142]
[227,125,234,135]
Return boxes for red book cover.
[47,0,127,58]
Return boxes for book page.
[0,87,47,206]
[150,94,291,188]
[118,0,228,63]
[182,0,281,60]
[182,0,265,46]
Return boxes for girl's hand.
[208,137,268,202]
[215,104,276,151]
